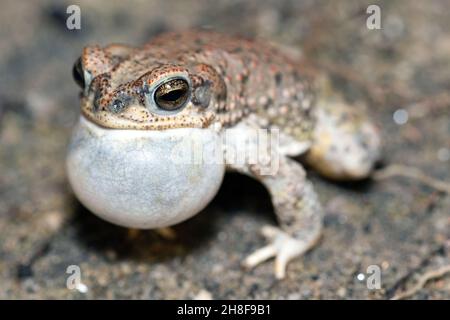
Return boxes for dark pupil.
[72,57,85,88]
[161,89,185,102]
[155,79,189,111]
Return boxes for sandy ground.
[0,0,449,299]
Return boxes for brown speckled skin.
[74,31,381,279]
[80,31,315,141]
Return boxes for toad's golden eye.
[154,78,190,111]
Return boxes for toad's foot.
[243,225,317,279]
[155,227,177,240]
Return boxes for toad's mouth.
[81,99,215,131]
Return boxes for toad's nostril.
[109,99,126,113]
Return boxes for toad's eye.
[72,57,85,88]
[154,78,190,111]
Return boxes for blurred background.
[0,0,449,299]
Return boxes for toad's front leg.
[229,154,323,279]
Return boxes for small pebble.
[337,287,347,297]
[287,292,301,300]
[437,147,450,162]
[76,282,88,293]
[193,289,212,300]
[393,109,408,125]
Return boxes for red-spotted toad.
[67,31,381,279]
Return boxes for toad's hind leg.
[230,155,323,279]
[305,98,381,180]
